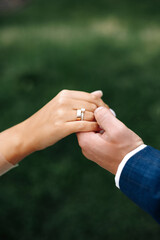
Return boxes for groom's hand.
[77,107,143,174]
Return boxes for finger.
[77,132,97,148]
[66,121,99,134]
[83,111,95,121]
[77,131,105,151]
[66,110,95,122]
[91,90,103,98]
[91,91,110,109]
[94,107,122,133]
[71,100,97,112]
[95,97,110,109]
[91,92,116,117]
[75,110,95,122]
[64,90,106,107]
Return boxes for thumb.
[94,107,118,132]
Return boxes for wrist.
[115,144,147,188]
[0,120,36,165]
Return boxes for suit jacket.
[119,146,160,224]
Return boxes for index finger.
[65,90,109,108]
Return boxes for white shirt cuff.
[0,153,18,176]
[115,144,147,189]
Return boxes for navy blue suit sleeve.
[119,146,160,224]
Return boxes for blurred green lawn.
[0,0,160,239]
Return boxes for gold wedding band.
[76,108,86,121]
[76,109,82,121]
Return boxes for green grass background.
[0,0,160,239]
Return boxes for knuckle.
[58,97,65,105]
[54,120,62,128]
[57,108,65,117]
[89,112,94,120]
[60,89,69,96]
[91,104,97,111]
[57,92,68,106]
[91,95,97,101]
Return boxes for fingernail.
[110,108,116,117]
[92,90,103,97]
[94,106,104,114]
[96,90,103,96]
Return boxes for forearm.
[0,119,36,165]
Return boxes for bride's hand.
[0,90,108,164]
[25,90,108,150]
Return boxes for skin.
[77,91,143,175]
[0,90,108,165]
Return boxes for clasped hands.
[0,90,143,174]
